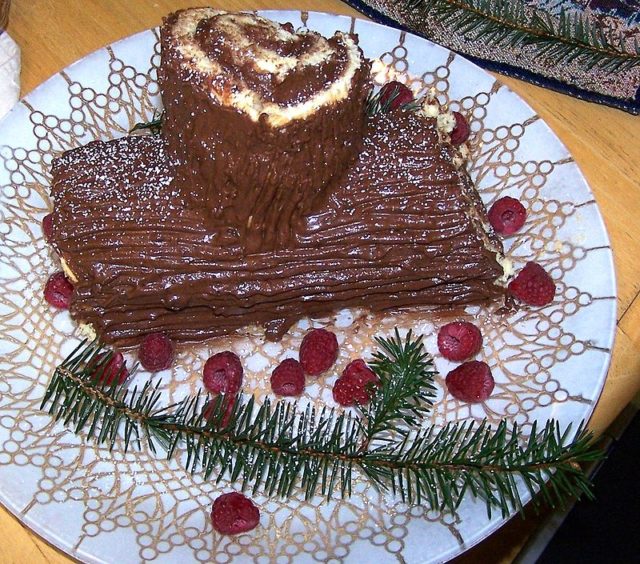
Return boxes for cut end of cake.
[162,8,368,127]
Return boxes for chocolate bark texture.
[49,111,505,347]
[159,9,370,251]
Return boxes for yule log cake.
[48,9,507,347]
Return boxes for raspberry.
[379,81,414,111]
[488,196,527,235]
[445,361,494,403]
[202,395,236,428]
[44,271,74,309]
[299,329,339,376]
[508,262,556,307]
[138,332,174,372]
[332,359,380,407]
[42,213,54,242]
[342,359,378,384]
[90,352,129,386]
[203,351,243,395]
[450,111,471,145]
[211,492,260,535]
[437,321,483,361]
[270,358,305,397]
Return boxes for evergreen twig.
[365,86,421,116]
[130,110,165,134]
[404,0,639,72]
[363,329,437,441]
[40,332,603,517]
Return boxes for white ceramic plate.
[0,10,615,564]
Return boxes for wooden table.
[3,0,639,562]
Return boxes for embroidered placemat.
[343,0,640,114]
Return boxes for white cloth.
[0,32,20,119]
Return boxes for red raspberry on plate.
[299,328,339,376]
[508,262,556,307]
[138,332,174,372]
[488,196,527,235]
[450,111,470,145]
[211,492,260,535]
[90,352,129,386]
[437,321,483,361]
[333,359,380,407]
[44,271,74,309]
[379,81,414,111]
[42,213,54,242]
[203,351,243,395]
[445,361,494,403]
[271,358,305,397]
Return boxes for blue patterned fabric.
[343,0,640,114]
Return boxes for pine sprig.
[365,86,421,116]
[130,110,165,135]
[404,0,640,72]
[362,419,599,517]
[168,395,365,500]
[41,339,171,452]
[40,332,603,517]
[363,329,437,440]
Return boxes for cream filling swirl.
[170,9,365,127]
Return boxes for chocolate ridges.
[50,111,505,346]
[159,9,370,251]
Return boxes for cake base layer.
[50,111,505,346]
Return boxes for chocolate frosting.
[50,110,505,347]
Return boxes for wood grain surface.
[2,0,639,562]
